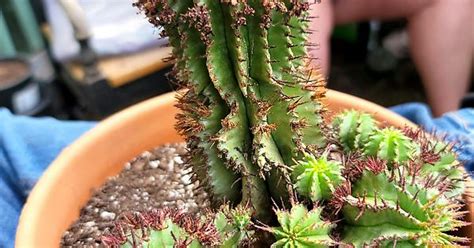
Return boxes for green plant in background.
[105,0,471,247]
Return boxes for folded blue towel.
[0,103,472,247]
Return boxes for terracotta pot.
[16,90,473,247]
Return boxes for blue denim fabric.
[0,109,94,247]
[0,103,472,247]
[391,103,474,172]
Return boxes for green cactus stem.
[102,206,254,248]
[215,205,255,247]
[364,127,417,164]
[292,153,344,201]
[101,209,218,248]
[330,156,467,247]
[333,111,416,164]
[135,0,327,219]
[332,110,377,151]
[334,112,465,197]
[403,127,466,198]
[330,111,468,247]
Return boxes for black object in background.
[0,57,53,116]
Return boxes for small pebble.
[149,160,160,169]
[165,160,174,171]
[141,151,153,159]
[168,190,178,199]
[174,156,184,164]
[133,160,146,170]
[84,221,95,227]
[100,211,116,221]
[181,174,191,185]
[146,176,155,183]
[182,168,192,174]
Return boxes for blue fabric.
[0,109,94,248]
[391,103,474,171]
[0,104,472,247]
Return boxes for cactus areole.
[127,0,468,247]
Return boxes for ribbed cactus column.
[135,0,326,220]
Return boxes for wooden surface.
[67,46,172,87]
[42,23,172,88]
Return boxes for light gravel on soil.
[61,143,210,247]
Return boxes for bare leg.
[407,0,472,116]
[314,0,472,116]
[309,1,333,76]
[332,0,434,23]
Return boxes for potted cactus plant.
[98,0,471,247]
[15,0,473,247]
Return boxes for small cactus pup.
[259,204,335,247]
[329,111,468,247]
[292,153,344,201]
[134,0,327,221]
